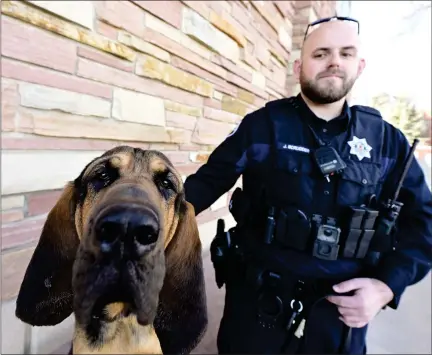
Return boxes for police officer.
[184,16,432,354]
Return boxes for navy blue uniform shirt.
[184,95,432,309]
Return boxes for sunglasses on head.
[303,16,360,42]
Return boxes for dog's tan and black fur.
[15,146,208,354]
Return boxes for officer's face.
[294,21,365,104]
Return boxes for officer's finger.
[333,278,370,293]
[327,295,358,308]
[339,316,367,328]
[337,306,359,317]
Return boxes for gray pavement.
[422,158,431,190]
[367,272,431,354]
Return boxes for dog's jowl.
[15,146,208,355]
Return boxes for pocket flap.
[340,160,382,186]
[276,149,314,175]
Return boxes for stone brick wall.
[1,0,336,306]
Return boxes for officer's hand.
[326,278,394,328]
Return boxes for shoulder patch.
[351,105,383,119]
[265,96,298,120]
[265,97,293,109]
[226,123,239,138]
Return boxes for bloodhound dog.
[15,146,208,354]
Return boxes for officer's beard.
[299,68,356,104]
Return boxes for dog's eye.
[155,172,176,196]
[91,172,111,191]
[90,167,118,192]
[160,178,172,189]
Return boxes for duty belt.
[264,204,392,261]
[228,187,401,262]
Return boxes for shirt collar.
[295,93,351,130]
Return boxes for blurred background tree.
[397,1,431,36]
[348,1,431,147]
[371,93,430,143]
[378,1,431,145]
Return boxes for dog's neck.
[72,314,162,354]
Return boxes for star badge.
[347,136,372,161]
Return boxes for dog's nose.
[95,207,159,255]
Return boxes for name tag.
[280,143,310,154]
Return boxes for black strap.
[282,330,303,353]
[306,122,328,147]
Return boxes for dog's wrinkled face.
[70,146,183,339]
[15,145,208,355]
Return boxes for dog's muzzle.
[94,204,160,259]
[72,183,166,329]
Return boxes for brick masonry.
[0,0,342,304]
[3,0,432,305]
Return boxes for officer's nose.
[95,206,159,257]
[328,53,342,67]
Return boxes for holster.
[210,219,246,289]
[229,187,253,227]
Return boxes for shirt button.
[323,128,328,133]
[362,179,368,185]
[293,168,298,173]
[324,190,330,195]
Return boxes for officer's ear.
[293,58,302,82]
[356,58,366,78]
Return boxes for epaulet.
[351,105,383,119]
[265,96,297,109]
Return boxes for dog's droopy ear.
[15,183,80,326]
[154,200,208,355]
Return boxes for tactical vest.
[233,98,390,280]
[265,97,384,212]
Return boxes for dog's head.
[15,146,207,352]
